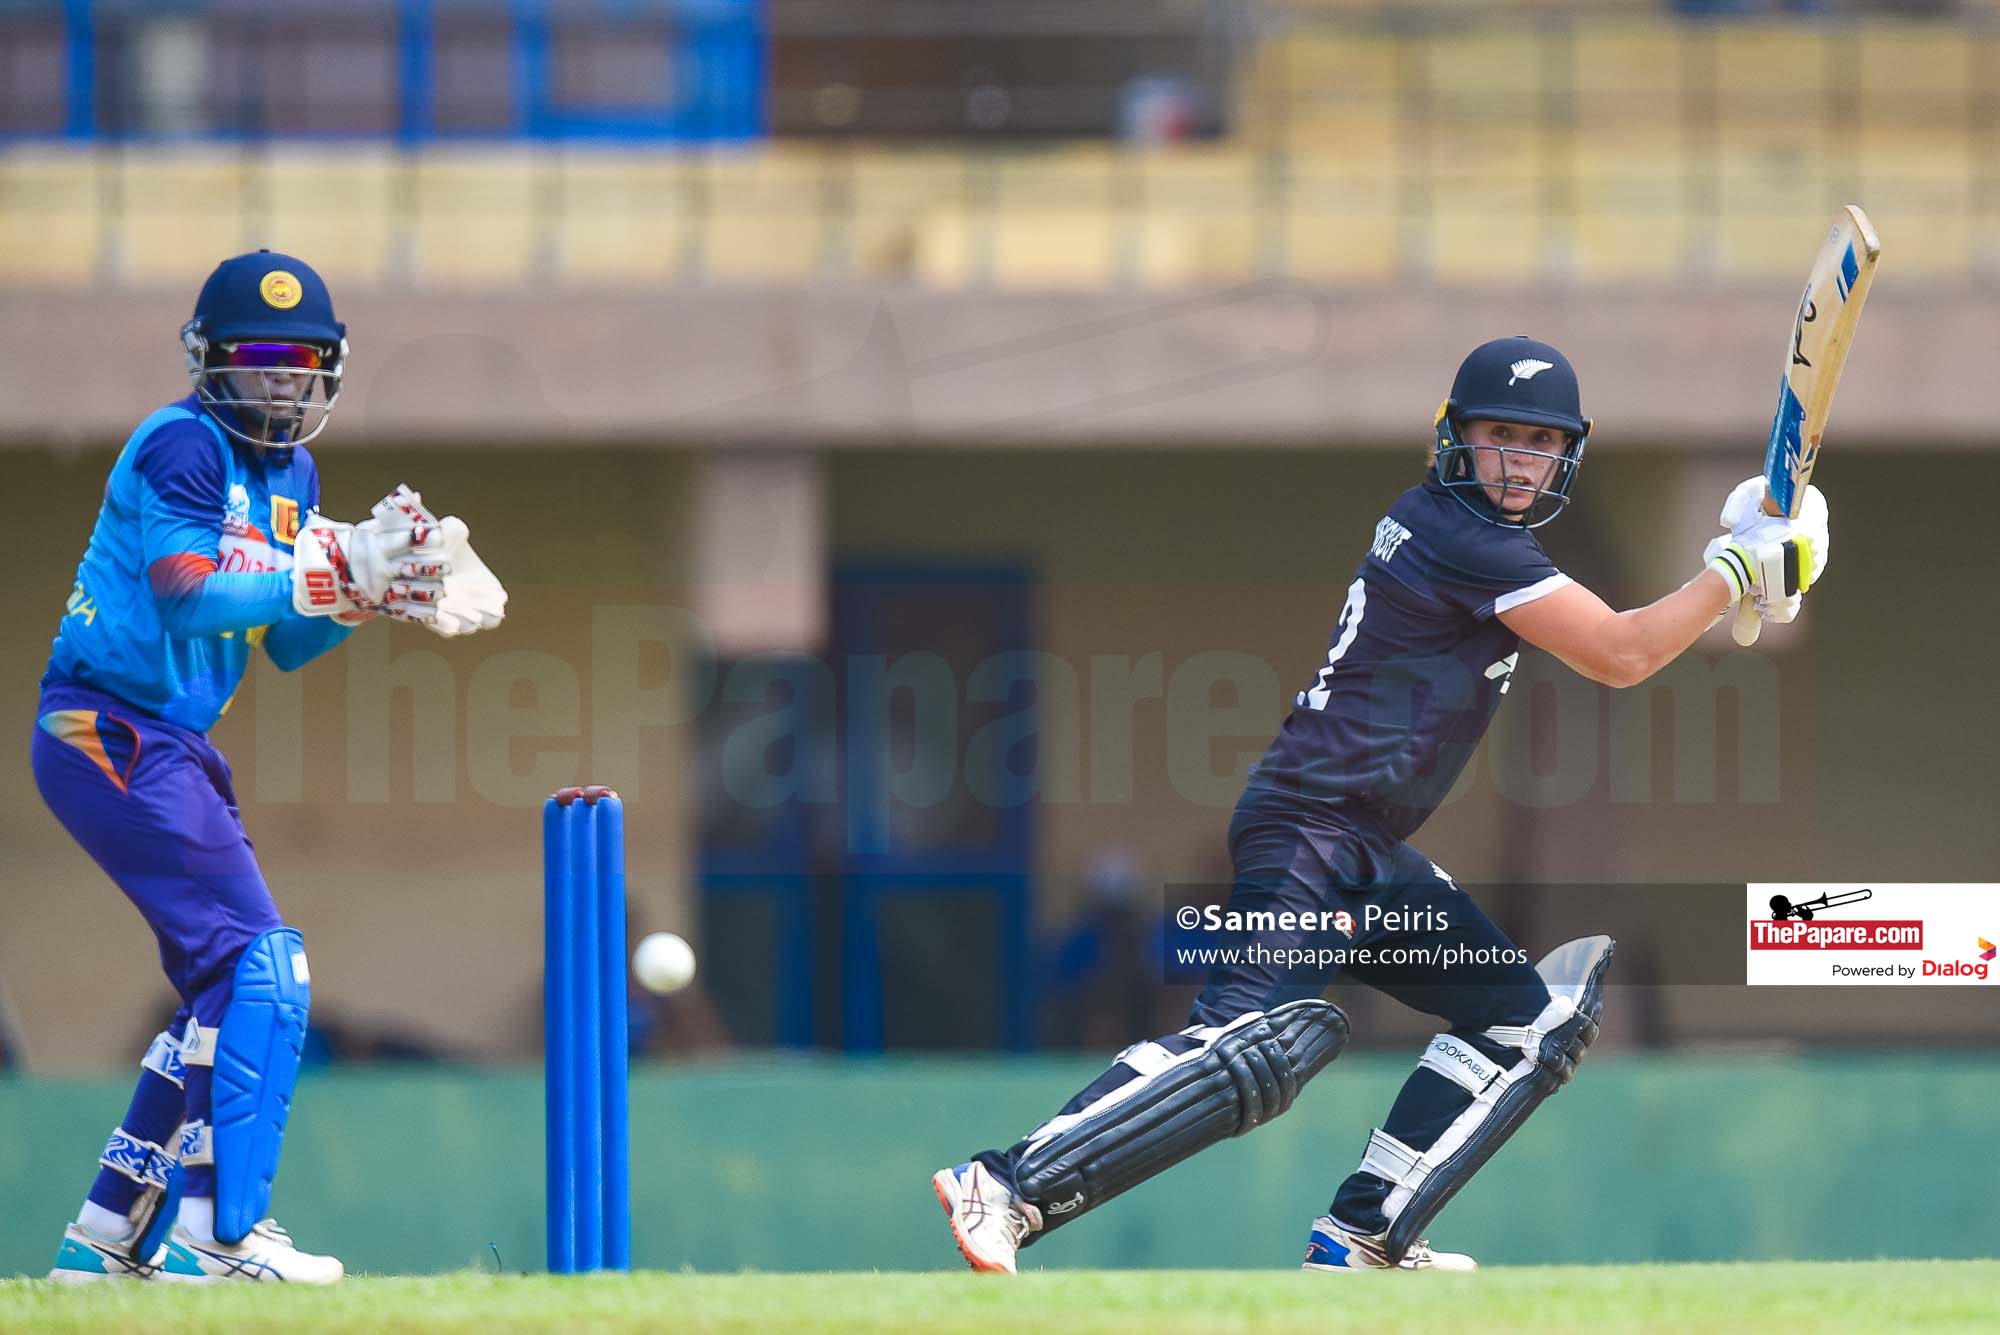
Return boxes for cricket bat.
[1732,204,1881,646]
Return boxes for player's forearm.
[1596,570,1735,686]
[264,611,354,671]
[152,566,294,639]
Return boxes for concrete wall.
[1,285,1993,448]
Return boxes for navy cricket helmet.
[181,249,348,452]
[1433,335,1590,529]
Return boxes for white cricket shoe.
[152,1219,345,1284]
[932,1161,1042,1274]
[1301,1214,1478,1272]
[47,1221,158,1284]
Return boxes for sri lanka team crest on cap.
[260,269,302,309]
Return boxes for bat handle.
[1727,491,1785,645]
[1731,596,1764,646]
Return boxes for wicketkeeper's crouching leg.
[933,998,1350,1273]
[1307,935,1614,1272]
[50,929,343,1285]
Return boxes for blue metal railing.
[12,0,764,142]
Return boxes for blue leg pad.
[211,927,311,1245]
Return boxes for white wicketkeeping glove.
[292,485,450,624]
[426,516,508,637]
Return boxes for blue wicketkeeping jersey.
[45,396,319,732]
[1248,473,1572,837]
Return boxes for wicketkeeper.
[933,336,1829,1272]
[35,250,507,1283]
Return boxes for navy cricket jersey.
[1246,471,1572,839]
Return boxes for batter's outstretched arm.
[1501,472,1832,686]
[1498,573,1733,689]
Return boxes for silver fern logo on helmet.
[1508,359,1555,386]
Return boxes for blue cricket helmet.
[189,249,345,346]
[182,249,348,452]
[1434,335,1591,529]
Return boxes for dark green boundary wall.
[3,1055,1995,1277]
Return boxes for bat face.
[1762,205,1881,520]
[1732,206,1881,645]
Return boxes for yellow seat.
[1426,33,1543,104]
[111,151,249,283]
[0,149,103,282]
[1570,21,1688,103]
[552,149,692,282]
[1427,180,1544,283]
[1850,180,1971,278]
[1711,196,1832,278]
[845,149,969,280]
[252,149,396,284]
[1712,25,1829,101]
[1278,172,1399,282]
[1133,148,1260,283]
[408,149,540,285]
[1284,107,1402,174]
[1274,33,1401,104]
[1421,120,1546,191]
[990,146,1121,211]
[1568,129,1694,280]
[1857,27,1971,122]
[986,209,1118,290]
[696,147,826,281]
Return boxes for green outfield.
[0,1262,1992,1334]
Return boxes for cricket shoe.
[1301,1214,1478,1273]
[47,1221,160,1284]
[153,1219,345,1284]
[932,1161,1042,1275]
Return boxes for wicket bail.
[543,785,631,1273]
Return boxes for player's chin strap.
[1365,935,1615,1265]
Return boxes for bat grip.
[1731,596,1764,646]
[1729,490,1787,645]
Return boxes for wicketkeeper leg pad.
[1377,934,1614,1264]
[183,927,312,1245]
[1014,999,1349,1233]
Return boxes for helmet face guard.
[182,251,347,454]
[183,322,346,452]
[1434,400,1589,530]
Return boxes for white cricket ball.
[632,932,697,995]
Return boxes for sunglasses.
[219,342,325,371]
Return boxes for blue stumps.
[544,785,631,1273]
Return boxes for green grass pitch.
[1,1263,1994,1334]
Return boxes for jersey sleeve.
[133,419,226,582]
[1428,520,1571,621]
[132,421,292,637]
[264,613,352,671]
